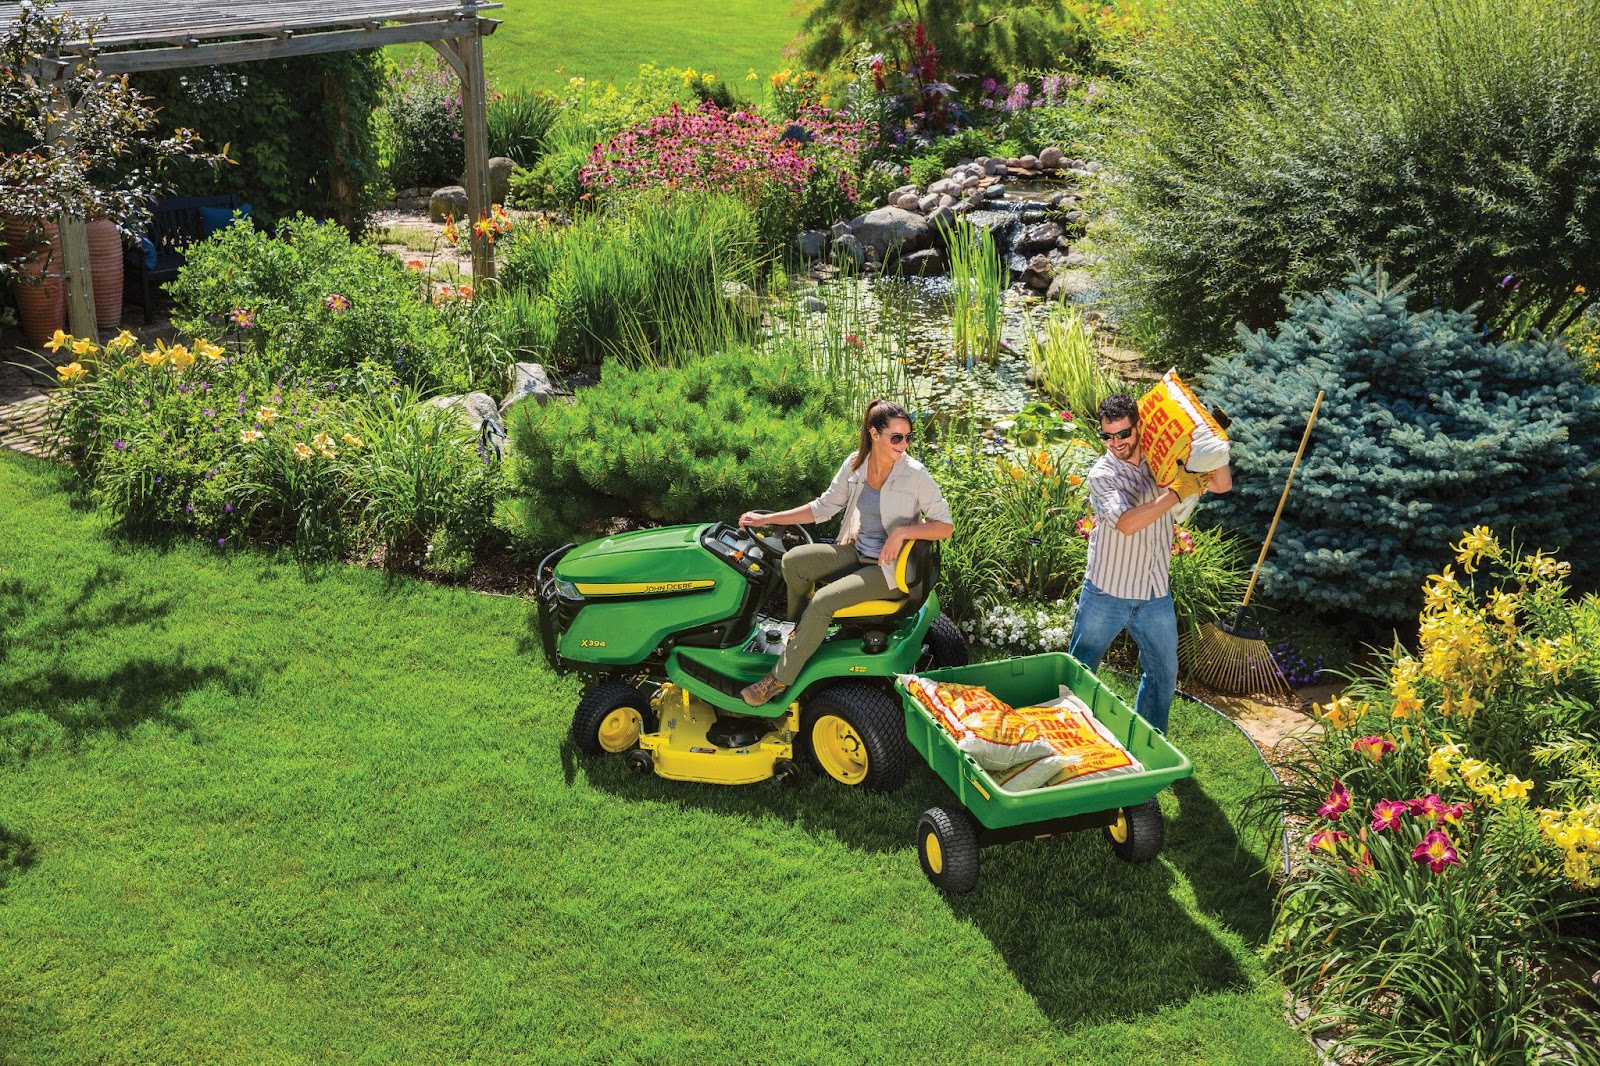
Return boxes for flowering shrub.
[1268,529,1600,1060]
[961,598,1075,655]
[378,55,463,189]
[46,331,502,570]
[580,101,869,246]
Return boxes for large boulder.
[487,157,517,204]
[899,248,946,277]
[430,392,505,438]
[429,186,469,223]
[850,207,933,263]
[795,229,830,260]
[1017,221,1064,254]
[831,233,866,270]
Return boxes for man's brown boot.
[741,672,788,707]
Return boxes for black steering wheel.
[743,510,814,558]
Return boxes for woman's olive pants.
[773,542,904,685]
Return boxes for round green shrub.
[1201,267,1600,622]
[502,352,853,546]
[1096,0,1600,364]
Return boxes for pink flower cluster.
[581,102,867,207]
[1312,778,1469,875]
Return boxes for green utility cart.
[897,652,1194,894]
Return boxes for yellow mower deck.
[641,684,800,785]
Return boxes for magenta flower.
[1318,779,1351,819]
[1408,793,1448,820]
[325,293,351,314]
[1352,735,1396,762]
[229,308,256,329]
[1370,799,1408,832]
[1412,830,1461,873]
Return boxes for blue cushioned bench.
[125,194,244,324]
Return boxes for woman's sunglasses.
[1098,426,1136,441]
[879,432,914,445]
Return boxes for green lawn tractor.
[537,519,968,791]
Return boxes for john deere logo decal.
[574,580,715,596]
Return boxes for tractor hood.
[557,523,724,591]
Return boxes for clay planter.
[2,219,66,347]
[85,217,123,329]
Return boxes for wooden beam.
[58,215,97,340]
[443,33,494,283]
[88,18,492,75]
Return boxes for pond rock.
[722,280,764,320]
[429,186,468,223]
[1047,269,1095,303]
[487,157,517,204]
[800,295,827,312]
[851,207,932,262]
[1017,221,1063,253]
[501,362,559,414]
[795,229,830,260]
[431,392,506,440]
[1039,147,1065,169]
[1021,253,1054,291]
[832,233,866,269]
[899,248,946,276]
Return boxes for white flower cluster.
[961,599,1077,654]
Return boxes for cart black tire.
[1104,798,1164,863]
[801,683,911,793]
[918,806,980,894]
[572,682,657,756]
[918,612,969,671]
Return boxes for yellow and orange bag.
[897,676,1057,772]
[1137,370,1230,522]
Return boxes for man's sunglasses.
[880,432,914,445]
[1098,426,1136,441]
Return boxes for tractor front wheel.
[572,682,657,756]
[802,683,911,793]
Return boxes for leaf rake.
[1182,391,1323,696]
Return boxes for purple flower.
[113,439,127,450]
[217,538,226,548]
[224,503,233,513]
[154,476,162,484]
[185,503,195,513]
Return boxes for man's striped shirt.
[1083,451,1172,599]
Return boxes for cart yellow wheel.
[1104,798,1164,863]
[917,806,979,893]
[800,683,910,792]
[571,682,657,757]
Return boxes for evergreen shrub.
[1202,268,1600,621]
[1097,0,1600,364]
[502,352,851,546]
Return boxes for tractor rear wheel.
[1105,798,1164,863]
[917,806,980,894]
[917,612,969,671]
[572,682,656,756]
[802,683,910,793]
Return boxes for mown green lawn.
[0,451,1312,1064]
[476,0,802,94]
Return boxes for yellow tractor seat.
[829,539,937,622]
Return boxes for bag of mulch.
[898,675,1058,773]
[1137,370,1231,522]
[1010,686,1145,787]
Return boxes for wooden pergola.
[1,0,502,338]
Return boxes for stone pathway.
[0,358,54,458]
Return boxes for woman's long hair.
[852,398,911,470]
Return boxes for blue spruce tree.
[1202,267,1600,621]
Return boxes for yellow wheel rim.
[812,714,869,785]
[598,707,643,753]
[1109,809,1129,844]
[924,832,944,875]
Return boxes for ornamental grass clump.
[1268,530,1600,1061]
[1096,0,1600,362]
[1202,266,1600,621]
[940,216,1009,365]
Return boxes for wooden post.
[41,65,97,339]
[434,25,494,285]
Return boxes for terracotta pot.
[85,217,123,329]
[3,219,66,347]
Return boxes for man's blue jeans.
[1067,579,1178,734]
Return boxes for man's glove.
[1165,468,1211,500]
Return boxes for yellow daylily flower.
[139,350,165,367]
[56,361,87,383]
[167,344,194,369]
[257,407,277,423]
[240,429,262,444]
[1498,775,1533,804]
[293,442,313,461]
[194,338,225,361]
[106,329,138,353]
[43,328,70,352]
[341,433,363,449]
[70,337,99,357]
[1453,525,1498,573]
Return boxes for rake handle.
[1239,390,1324,613]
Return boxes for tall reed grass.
[940,217,1009,364]
[1025,303,1126,422]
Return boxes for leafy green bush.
[377,55,463,189]
[132,53,386,228]
[907,153,946,189]
[502,352,852,546]
[1202,268,1600,621]
[1096,0,1600,363]
[169,216,462,389]
[497,191,766,369]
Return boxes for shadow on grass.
[577,743,1262,1027]
[0,823,37,891]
